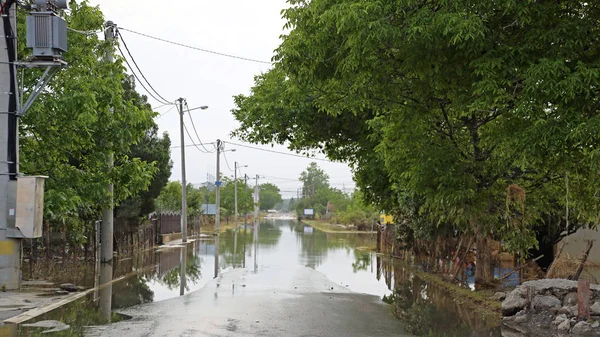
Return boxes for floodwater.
[9,220,507,336]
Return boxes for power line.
[67,26,102,36]
[222,151,234,172]
[118,27,273,65]
[185,102,215,153]
[225,141,333,163]
[152,102,175,110]
[183,121,213,154]
[116,42,171,106]
[156,105,176,120]
[116,30,172,105]
[171,141,217,149]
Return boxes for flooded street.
[11,220,505,336]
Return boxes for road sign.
[215,181,222,187]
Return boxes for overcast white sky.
[87,0,355,198]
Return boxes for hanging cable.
[67,27,101,36]
[185,102,215,153]
[225,141,332,162]
[183,121,213,154]
[156,105,176,120]
[118,27,273,65]
[3,0,17,180]
[116,30,172,105]
[116,43,171,106]
[223,151,234,172]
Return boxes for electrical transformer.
[26,12,67,59]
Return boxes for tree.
[155,182,207,217]
[114,76,173,233]
[218,177,254,221]
[259,183,283,210]
[233,0,600,287]
[17,2,157,243]
[299,162,329,198]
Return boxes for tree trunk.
[46,220,51,260]
[62,220,66,262]
[475,235,494,289]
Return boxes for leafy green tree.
[155,182,207,216]
[17,2,157,242]
[259,183,283,210]
[233,0,600,287]
[218,177,254,220]
[299,162,330,198]
[114,77,173,232]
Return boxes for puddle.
[11,220,509,336]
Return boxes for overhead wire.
[185,102,215,153]
[152,102,175,110]
[67,27,101,36]
[171,141,217,149]
[183,121,213,154]
[116,29,172,105]
[156,105,176,120]
[116,42,171,106]
[222,151,234,172]
[118,27,273,65]
[225,141,333,163]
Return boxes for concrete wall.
[0,231,20,289]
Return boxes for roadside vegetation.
[232,0,600,288]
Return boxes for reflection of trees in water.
[112,276,154,309]
[352,251,371,272]
[157,250,201,291]
[19,297,124,337]
[379,257,501,337]
[256,221,283,247]
[290,221,377,269]
[216,221,284,267]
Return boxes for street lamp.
[214,140,236,235]
[179,98,208,243]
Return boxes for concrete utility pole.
[254,175,260,221]
[215,139,221,235]
[234,161,238,233]
[101,21,116,263]
[0,1,19,289]
[178,98,188,243]
[234,162,248,232]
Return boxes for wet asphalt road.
[89,265,410,337]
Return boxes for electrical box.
[26,12,68,58]
[15,176,47,239]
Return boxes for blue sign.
[215,181,222,187]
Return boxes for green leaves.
[17,2,164,236]
[234,0,600,264]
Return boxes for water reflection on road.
[15,220,507,336]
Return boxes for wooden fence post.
[578,280,591,320]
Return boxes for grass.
[303,220,376,234]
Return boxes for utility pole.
[254,175,260,221]
[215,139,222,235]
[253,174,259,273]
[0,0,19,289]
[101,21,116,263]
[234,161,238,232]
[244,174,249,231]
[178,98,187,243]
[1,0,67,289]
